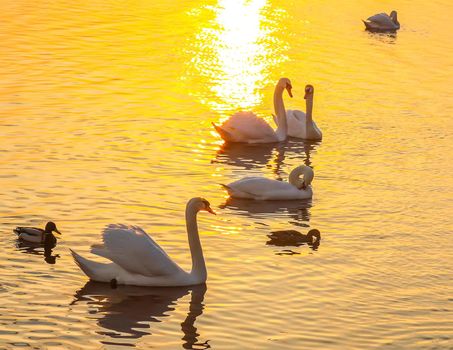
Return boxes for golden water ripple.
[0,0,452,349]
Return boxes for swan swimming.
[274,84,322,140]
[71,197,216,287]
[212,78,293,143]
[222,165,314,200]
[363,11,400,32]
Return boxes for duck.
[221,165,314,200]
[212,78,293,143]
[363,11,400,32]
[14,221,61,244]
[273,84,322,141]
[70,197,216,287]
[267,229,321,247]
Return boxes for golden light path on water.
[185,0,288,115]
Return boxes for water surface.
[1,0,452,349]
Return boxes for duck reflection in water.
[16,237,60,264]
[71,282,209,349]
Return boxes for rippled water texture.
[1,0,452,349]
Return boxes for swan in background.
[14,221,61,244]
[71,197,216,287]
[212,78,293,143]
[222,165,314,200]
[273,84,322,141]
[363,11,400,32]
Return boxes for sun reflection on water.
[185,0,289,115]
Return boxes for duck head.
[306,229,321,243]
[45,221,61,235]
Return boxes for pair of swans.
[363,10,400,32]
[72,164,315,287]
[213,78,322,143]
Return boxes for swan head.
[390,10,397,20]
[45,221,61,235]
[288,165,314,190]
[277,77,293,98]
[304,85,314,100]
[190,197,216,215]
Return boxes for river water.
[0,0,452,349]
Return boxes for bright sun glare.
[186,0,288,115]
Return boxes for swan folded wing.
[366,13,394,26]
[230,177,294,196]
[221,112,276,140]
[92,224,182,277]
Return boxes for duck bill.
[55,229,62,235]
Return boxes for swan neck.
[186,203,207,279]
[274,84,287,141]
[180,284,206,348]
[288,165,314,189]
[306,94,314,122]
[288,166,306,188]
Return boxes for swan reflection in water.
[16,240,60,264]
[71,282,209,349]
[220,197,311,228]
[213,139,321,173]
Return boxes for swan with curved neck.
[363,10,400,32]
[222,165,314,200]
[71,197,215,287]
[273,84,322,140]
[212,78,292,143]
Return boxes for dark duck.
[14,221,61,245]
[267,229,321,249]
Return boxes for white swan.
[212,78,293,143]
[222,165,314,200]
[363,11,400,32]
[273,85,322,141]
[70,197,215,287]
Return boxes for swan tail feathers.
[70,249,118,283]
[212,122,233,142]
[90,243,110,259]
[220,183,233,195]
